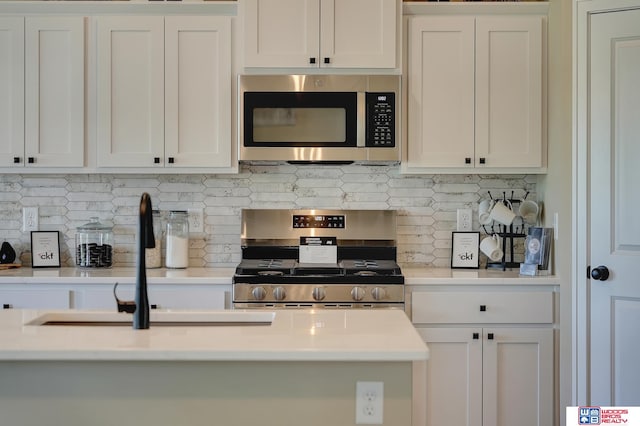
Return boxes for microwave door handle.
[357,92,366,147]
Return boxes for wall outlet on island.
[356,381,383,424]
[457,208,473,231]
[187,209,204,233]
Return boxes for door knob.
[590,265,610,281]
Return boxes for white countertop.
[0,267,235,285]
[402,266,559,285]
[0,308,429,362]
[0,266,558,286]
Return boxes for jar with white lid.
[145,210,162,269]
[76,217,114,268]
[165,210,189,268]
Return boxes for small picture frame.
[30,231,61,268]
[451,231,480,269]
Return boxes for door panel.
[589,7,640,405]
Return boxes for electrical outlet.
[457,208,473,231]
[356,381,383,424]
[23,207,39,232]
[187,208,204,233]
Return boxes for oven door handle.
[357,92,365,148]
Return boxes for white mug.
[478,199,495,225]
[480,234,503,262]
[519,199,539,224]
[489,200,516,226]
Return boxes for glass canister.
[165,210,189,269]
[145,210,162,269]
[76,217,114,268]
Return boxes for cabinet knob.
[28,157,35,164]
[154,157,161,164]
[309,57,316,64]
[13,157,21,164]
[168,157,175,164]
[323,57,331,64]
[465,157,471,164]
[480,305,487,312]
[3,304,13,309]
[479,157,486,165]
[472,332,479,340]
[487,333,494,340]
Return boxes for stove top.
[235,259,402,278]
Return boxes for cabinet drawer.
[0,289,71,309]
[411,291,552,324]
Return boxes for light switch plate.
[23,207,39,232]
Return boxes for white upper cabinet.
[405,15,545,173]
[95,15,232,169]
[243,0,398,69]
[0,16,84,169]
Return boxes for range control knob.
[371,287,387,301]
[312,287,326,301]
[351,286,366,302]
[251,286,267,301]
[273,286,287,301]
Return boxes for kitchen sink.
[27,310,275,327]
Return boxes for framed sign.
[451,231,480,269]
[31,231,61,268]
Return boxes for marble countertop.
[0,308,428,362]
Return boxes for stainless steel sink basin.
[28,311,275,327]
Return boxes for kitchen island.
[0,308,428,426]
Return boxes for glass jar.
[145,210,162,269]
[76,217,114,268]
[165,210,189,269]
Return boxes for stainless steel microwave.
[239,74,401,163]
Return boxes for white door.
[322,0,397,68]
[164,16,232,168]
[95,16,164,168]
[243,0,319,68]
[25,17,84,168]
[0,17,24,168]
[475,16,543,169]
[588,7,640,405]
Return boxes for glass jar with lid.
[165,210,189,269]
[76,217,114,268]
[145,210,162,269]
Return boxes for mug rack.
[482,190,531,271]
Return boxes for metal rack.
[482,190,531,271]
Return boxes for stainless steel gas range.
[232,209,404,309]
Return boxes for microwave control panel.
[366,93,395,147]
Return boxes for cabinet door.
[406,16,475,169]
[243,0,320,68]
[0,289,70,309]
[164,16,232,168]
[25,17,84,168]
[482,327,553,426]
[95,16,165,168]
[416,327,482,426]
[321,0,397,68]
[0,17,24,168]
[475,16,543,168]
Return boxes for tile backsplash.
[0,164,537,268]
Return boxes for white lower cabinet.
[76,285,229,310]
[0,289,71,309]
[411,289,554,426]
